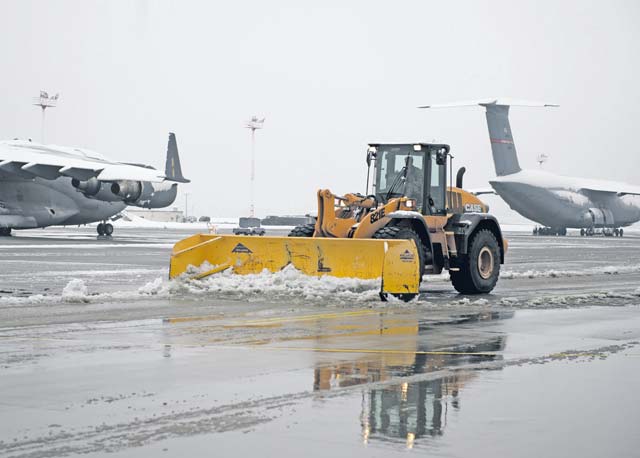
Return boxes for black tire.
[620,228,624,237]
[451,229,500,294]
[0,227,11,236]
[372,225,426,279]
[379,292,417,303]
[97,223,105,236]
[373,225,426,303]
[288,223,316,237]
[104,223,114,236]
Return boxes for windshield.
[374,145,425,206]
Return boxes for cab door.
[425,148,447,215]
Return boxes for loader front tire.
[451,229,500,294]
[373,225,425,303]
[372,225,425,279]
[288,223,316,237]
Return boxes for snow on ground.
[2,260,640,310]
[501,263,640,279]
[0,267,383,307]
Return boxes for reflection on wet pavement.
[307,312,508,448]
[2,304,640,457]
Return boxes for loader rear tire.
[451,229,500,295]
[288,223,316,237]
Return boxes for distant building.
[127,208,184,222]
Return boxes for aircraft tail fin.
[419,98,558,177]
[165,132,190,183]
[484,104,520,176]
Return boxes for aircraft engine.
[72,177,123,202]
[71,177,101,196]
[111,180,178,208]
[580,208,615,228]
[111,180,143,202]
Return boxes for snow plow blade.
[169,234,420,297]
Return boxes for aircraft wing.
[0,140,166,182]
[418,98,560,108]
[580,184,640,197]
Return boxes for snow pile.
[61,279,90,303]
[0,266,384,307]
[499,297,520,306]
[502,264,640,280]
[451,297,491,306]
[0,294,50,307]
[524,290,640,308]
[176,265,383,303]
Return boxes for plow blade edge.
[169,234,420,296]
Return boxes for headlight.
[405,199,416,208]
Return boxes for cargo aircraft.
[0,133,189,236]
[420,99,640,236]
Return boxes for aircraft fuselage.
[490,170,640,228]
[0,172,126,229]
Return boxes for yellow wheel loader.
[169,143,507,301]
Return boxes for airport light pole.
[184,192,191,221]
[33,91,59,143]
[536,153,548,168]
[244,116,265,218]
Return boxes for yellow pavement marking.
[163,314,226,324]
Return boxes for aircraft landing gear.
[534,226,567,236]
[97,222,114,237]
[0,227,12,236]
[583,227,595,236]
[581,227,623,237]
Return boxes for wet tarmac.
[1,227,639,457]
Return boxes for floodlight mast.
[244,116,265,218]
[536,153,548,167]
[32,91,59,143]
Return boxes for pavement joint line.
[1,336,638,359]
[252,346,501,357]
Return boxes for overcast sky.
[1,0,639,220]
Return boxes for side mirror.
[366,149,377,166]
[436,148,447,165]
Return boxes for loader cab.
[370,143,449,215]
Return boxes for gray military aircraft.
[0,133,188,236]
[420,99,640,236]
